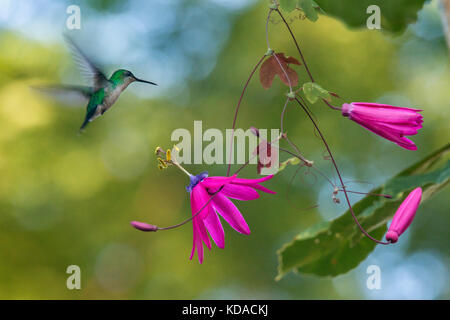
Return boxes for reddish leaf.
[329,91,341,98]
[259,53,301,89]
[254,139,278,174]
[282,55,301,65]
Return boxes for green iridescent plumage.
[80,88,105,130]
[34,35,157,131]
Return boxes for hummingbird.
[34,35,157,131]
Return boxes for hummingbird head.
[111,69,157,86]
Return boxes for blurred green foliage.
[278,144,450,278]
[315,0,427,32]
[278,0,427,31]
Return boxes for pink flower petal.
[201,175,236,189]
[352,102,422,113]
[189,223,204,263]
[190,183,211,220]
[222,184,260,200]
[194,227,204,263]
[190,185,212,262]
[352,107,421,125]
[245,183,277,194]
[212,193,251,235]
[203,210,225,249]
[397,137,417,151]
[232,175,274,185]
[342,102,423,151]
[232,175,276,194]
[350,113,417,150]
[189,228,196,260]
[197,217,211,250]
[375,122,422,136]
[187,173,277,263]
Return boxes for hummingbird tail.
[79,118,90,131]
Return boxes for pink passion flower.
[386,187,422,243]
[342,102,423,150]
[187,172,276,263]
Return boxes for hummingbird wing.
[31,84,94,106]
[64,35,109,90]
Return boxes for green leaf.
[278,0,298,12]
[277,143,450,279]
[302,82,330,104]
[298,0,319,22]
[315,0,426,33]
[278,156,301,173]
[279,0,324,21]
[311,0,326,14]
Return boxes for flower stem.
[339,189,392,199]
[322,99,341,111]
[265,11,293,93]
[266,9,273,50]
[294,96,390,245]
[280,98,312,165]
[275,9,342,112]
[275,9,314,82]
[157,187,224,231]
[226,55,266,176]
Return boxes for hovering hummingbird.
[35,36,157,131]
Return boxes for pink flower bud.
[342,102,423,150]
[386,187,422,243]
[250,126,260,137]
[130,221,158,232]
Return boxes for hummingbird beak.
[133,77,157,86]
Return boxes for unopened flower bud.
[131,221,158,232]
[250,126,260,137]
[386,187,422,243]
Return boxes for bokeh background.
[0,0,448,299]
